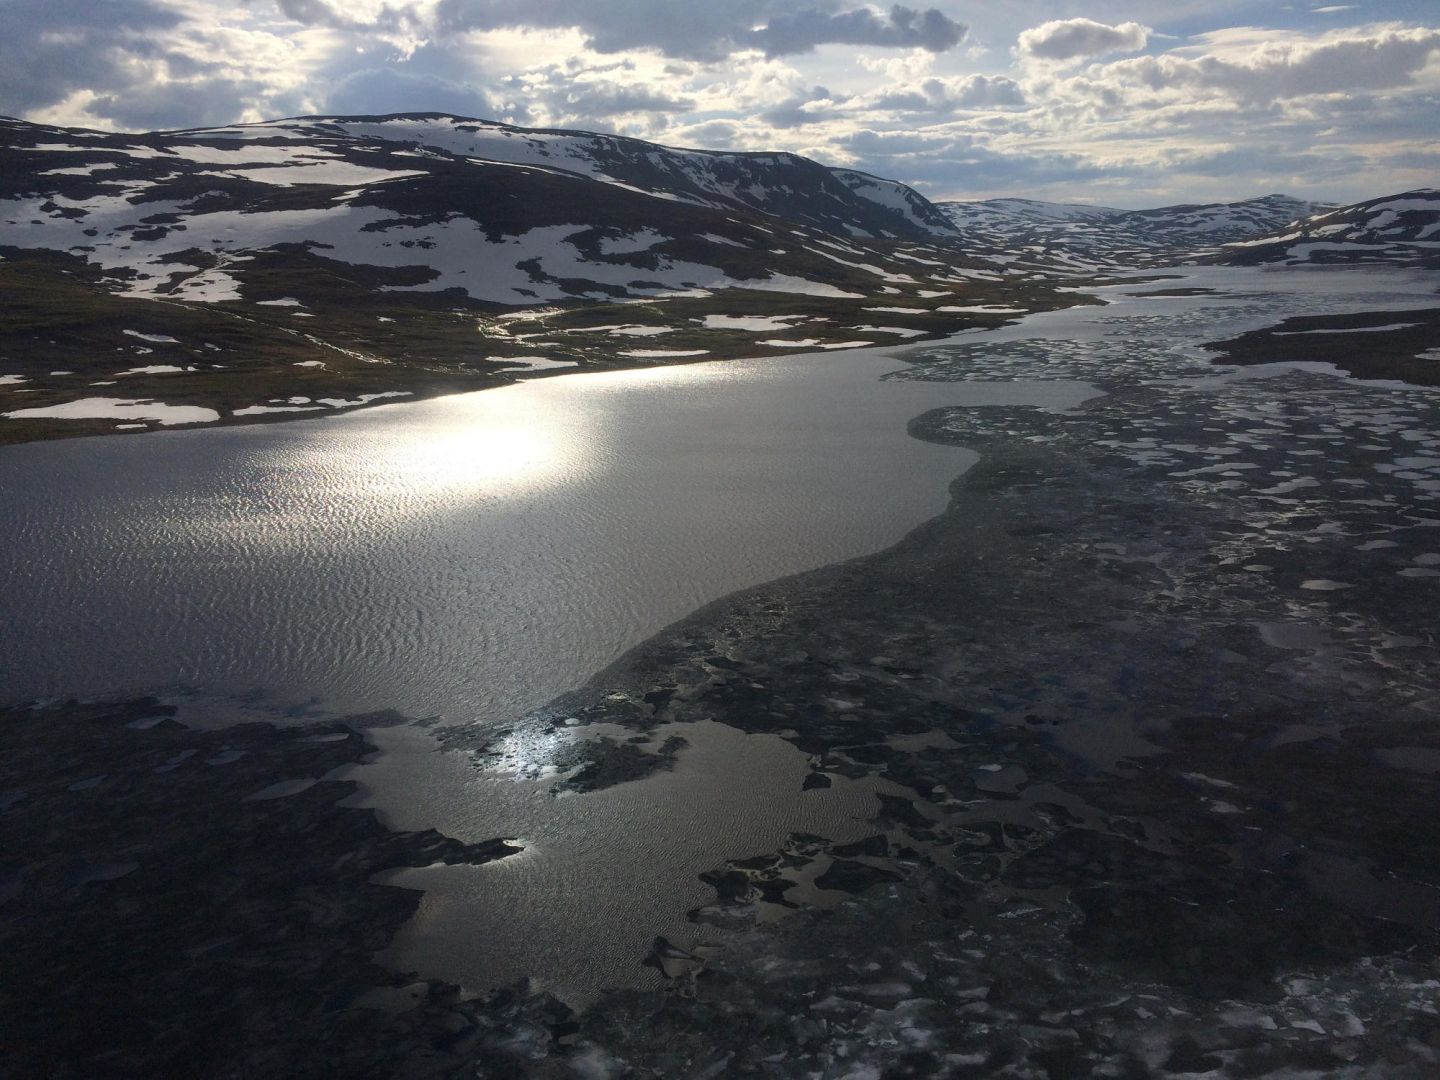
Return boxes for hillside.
[939,194,1333,272]
[1220,189,1440,267]
[306,114,960,239]
[0,113,1072,444]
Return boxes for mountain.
[0,112,977,309]
[0,112,1082,444]
[938,194,1334,272]
[305,114,960,239]
[1220,189,1440,267]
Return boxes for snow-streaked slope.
[937,194,1334,272]
[1222,189,1440,267]
[0,115,975,307]
[829,168,957,236]
[192,113,955,242]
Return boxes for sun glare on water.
[333,388,589,503]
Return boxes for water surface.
[1,349,1091,725]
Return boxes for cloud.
[0,0,185,115]
[487,57,698,129]
[89,77,273,131]
[1066,25,1440,105]
[873,74,1026,113]
[669,118,745,149]
[744,6,967,58]
[434,1,966,61]
[559,83,694,116]
[1019,18,1149,62]
[325,66,498,118]
[833,126,1112,194]
[261,0,419,34]
[760,85,839,128]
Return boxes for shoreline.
[0,265,1097,449]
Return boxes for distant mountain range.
[0,110,1434,443]
[936,194,1337,271]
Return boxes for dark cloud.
[1166,143,1368,183]
[743,6,967,58]
[873,74,1026,113]
[1019,18,1148,61]
[90,77,269,131]
[759,85,836,128]
[263,0,416,33]
[491,61,696,127]
[1388,147,1440,170]
[557,83,695,116]
[0,0,184,115]
[434,1,965,61]
[671,119,744,148]
[834,127,1111,195]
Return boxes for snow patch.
[2,397,219,425]
[701,314,801,331]
[618,349,710,358]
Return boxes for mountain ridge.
[937,193,1336,272]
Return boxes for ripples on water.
[0,352,1093,723]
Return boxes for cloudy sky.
[4,1,1438,206]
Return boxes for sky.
[3,0,1438,207]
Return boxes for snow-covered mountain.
[299,114,959,239]
[0,113,978,309]
[0,112,1066,443]
[938,194,1334,272]
[1221,189,1440,267]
